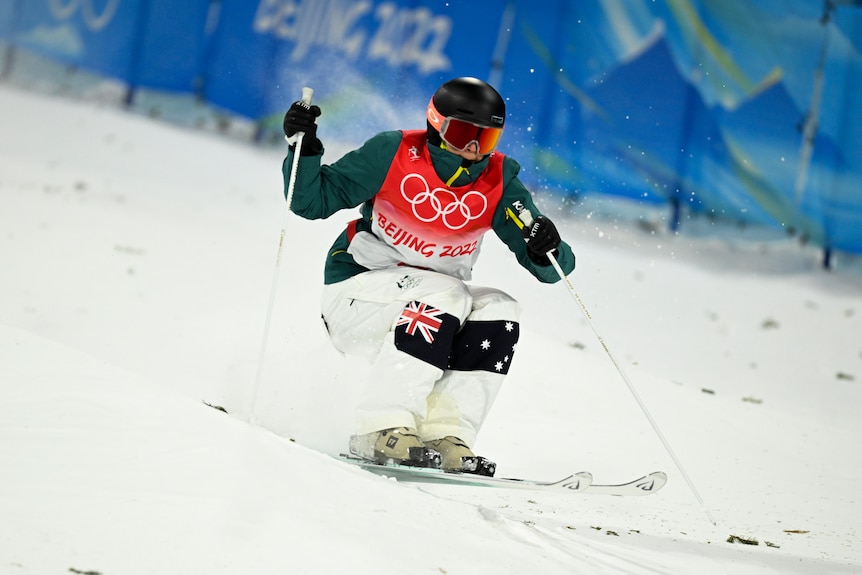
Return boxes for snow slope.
[1,85,861,574]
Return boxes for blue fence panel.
[204,0,505,136]
[10,0,145,80]
[1,0,860,254]
[500,1,650,201]
[200,1,272,119]
[653,0,837,240]
[0,1,18,40]
[500,0,862,253]
[648,0,862,251]
[493,0,584,195]
[3,0,211,92]
[822,5,862,253]
[133,0,213,92]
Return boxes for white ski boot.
[349,427,441,468]
[424,436,496,477]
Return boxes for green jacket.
[283,130,575,285]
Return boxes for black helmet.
[426,77,505,154]
[428,77,505,129]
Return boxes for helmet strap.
[426,121,443,148]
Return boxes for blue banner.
[500,0,862,253]
[204,0,505,135]
[11,0,146,78]
[0,1,18,40]
[4,0,210,92]
[1,0,861,255]
[134,1,213,92]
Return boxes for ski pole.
[250,87,314,421]
[511,208,716,526]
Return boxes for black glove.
[522,215,561,265]
[283,101,322,155]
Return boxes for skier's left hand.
[522,215,561,265]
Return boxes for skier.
[282,77,575,476]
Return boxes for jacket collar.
[427,142,490,187]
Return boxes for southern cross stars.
[448,319,520,375]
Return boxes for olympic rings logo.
[48,0,121,32]
[400,173,487,230]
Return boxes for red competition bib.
[369,130,504,275]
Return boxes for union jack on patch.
[396,301,445,344]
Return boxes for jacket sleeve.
[283,131,402,220]
[492,157,576,284]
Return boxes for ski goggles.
[427,99,503,155]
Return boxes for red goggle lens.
[440,118,503,155]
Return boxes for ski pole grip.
[284,87,315,145]
[518,209,556,261]
[301,87,314,105]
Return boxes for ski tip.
[634,471,668,494]
[584,470,669,496]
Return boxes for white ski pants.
[320,267,521,447]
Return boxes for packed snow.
[1,84,861,574]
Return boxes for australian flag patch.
[394,301,459,370]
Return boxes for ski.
[199,403,664,495]
[338,455,592,493]
[339,454,668,496]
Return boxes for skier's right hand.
[283,101,323,156]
